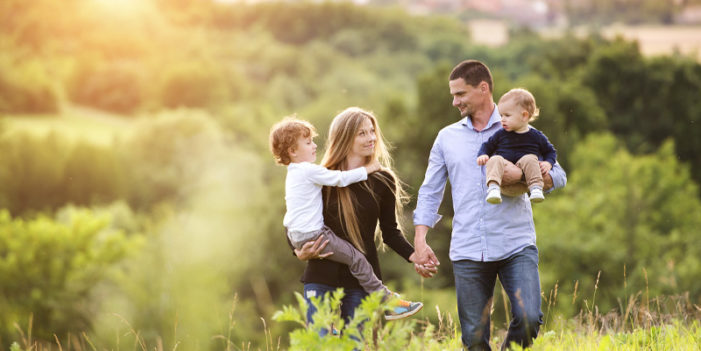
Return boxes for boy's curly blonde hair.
[269,116,318,165]
[499,88,540,122]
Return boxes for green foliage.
[69,61,147,114]
[537,133,701,314]
[0,53,58,113]
[158,61,233,109]
[0,131,127,215]
[0,207,141,345]
[123,110,227,209]
[3,1,701,349]
[274,289,463,351]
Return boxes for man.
[412,60,567,350]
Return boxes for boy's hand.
[476,155,489,166]
[365,159,382,174]
[539,161,552,174]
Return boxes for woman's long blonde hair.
[321,107,409,253]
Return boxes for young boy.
[269,116,422,320]
[477,88,557,204]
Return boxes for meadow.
[2,1,701,350]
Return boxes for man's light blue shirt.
[413,104,567,262]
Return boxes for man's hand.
[410,251,437,278]
[413,225,440,267]
[293,236,332,261]
[539,161,552,175]
[476,155,489,166]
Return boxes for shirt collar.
[461,103,501,130]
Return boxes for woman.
[294,107,435,327]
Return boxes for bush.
[0,132,128,216]
[0,55,58,113]
[0,208,141,346]
[158,61,230,109]
[69,61,146,114]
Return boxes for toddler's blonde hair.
[499,88,540,122]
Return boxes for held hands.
[410,251,438,278]
[410,236,440,278]
[476,155,489,166]
[365,159,382,174]
[294,236,332,261]
[539,161,552,175]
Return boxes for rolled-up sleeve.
[413,136,448,228]
[546,161,567,193]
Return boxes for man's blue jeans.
[453,245,543,351]
[303,283,368,336]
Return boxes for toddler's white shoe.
[486,187,502,204]
[529,188,544,203]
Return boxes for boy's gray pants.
[288,226,390,295]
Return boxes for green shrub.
[0,55,58,113]
[69,61,146,114]
[274,289,463,351]
[0,132,128,215]
[158,61,230,109]
[0,208,142,346]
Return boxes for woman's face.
[349,117,376,159]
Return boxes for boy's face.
[497,99,529,132]
[290,135,317,163]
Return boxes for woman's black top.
[300,171,415,290]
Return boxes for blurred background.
[1,0,701,349]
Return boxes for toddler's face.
[497,99,529,132]
[292,135,317,163]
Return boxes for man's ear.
[480,81,489,93]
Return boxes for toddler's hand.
[476,155,489,166]
[539,161,552,174]
[365,159,381,173]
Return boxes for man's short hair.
[269,116,317,165]
[449,60,493,93]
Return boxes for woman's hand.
[409,252,438,278]
[294,236,332,261]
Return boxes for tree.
[536,133,701,315]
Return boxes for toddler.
[477,88,557,204]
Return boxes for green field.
[1,107,133,146]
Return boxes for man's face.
[449,78,483,118]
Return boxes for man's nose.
[452,97,460,106]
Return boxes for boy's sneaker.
[486,187,502,204]
[529,188,544,203]
[384,294,423,321]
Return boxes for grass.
[6,282,701,351]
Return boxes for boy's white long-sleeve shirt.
[283,162,368,233]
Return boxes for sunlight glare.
[93,0,142,13]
